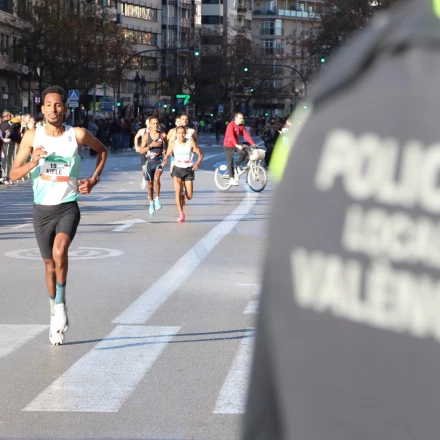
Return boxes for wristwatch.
[91,173,101,183]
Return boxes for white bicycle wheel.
[214,168,232,191]
[247,164,267,192]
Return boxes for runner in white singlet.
[161,126,203,222]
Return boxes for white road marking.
[213,334,255,414]
[11,223,32,229]
[0,325,48,359]
[110,219,148,232]
[243,300,259,315]
[96,196,109,201]
[236,283,261,296]
[113,193,259,324]
[118,189,127,192]
[23,325,180,412]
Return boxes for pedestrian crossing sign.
[68,90,80,102]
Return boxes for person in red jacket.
[223,112,257,186]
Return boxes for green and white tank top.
[30,126,81,205]
[174,139,193,168]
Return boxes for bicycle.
[214,145,268,192]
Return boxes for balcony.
[253,8,318,18]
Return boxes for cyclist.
[138,116,167,215]
[223,112,257,186]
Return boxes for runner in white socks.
[161,126,203,222]
[9,85,107,345]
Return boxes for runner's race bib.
[40,157,71,182]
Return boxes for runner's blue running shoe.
[154,197,162,210]
[149,201,155,215]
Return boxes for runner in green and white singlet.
[10,85,108,346]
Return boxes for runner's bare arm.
[9,129,42,181]
[134,128,144,148]
[161,144,174,167]
[138,133,150,155]
[74,127,108,193]
[191,140,203,170]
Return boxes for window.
[260,19,283,36]
[201,15,223,24]
[121,4,158,21]
[0,0,12,14]
[202,0,220,3]
[124,30,158,45]
[259,39,283,55]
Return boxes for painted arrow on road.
[110,219,148,232]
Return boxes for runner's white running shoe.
[154,197,162,210]
[141,177,147,189]
[49,303,69,345]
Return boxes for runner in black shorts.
[138,116,167,215]
[9,85,107,345]
[33,202,81,259]
[161,126,203,222]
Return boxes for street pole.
[116,46,196,119]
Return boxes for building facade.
[0,0,35,115]
[250,0,322,117]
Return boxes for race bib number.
[40,160,71,182]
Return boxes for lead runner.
[10,85,108,345]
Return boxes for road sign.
[68,89,79,102]
[176,94,190,105]
[156,102,163,108]
[69,101,79,108]
[218,104,224,113]
[99,97,114,111]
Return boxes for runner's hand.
[31,145,48,163]
[77,178,95,194]
[192,164,199,171]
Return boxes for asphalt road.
[0,134,271,440]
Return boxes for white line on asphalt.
[22,325,180,412]
[11,223,32,229]
[243,301,259,315]
[110,219,148,232]
[0,325,48,359]
[213,333,255,414]
[118,189,127,192]
[96,196,110,201]
[236,283,261,296]
[113,193,259,324]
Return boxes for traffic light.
[194,47,200,56]
[117,101,121,107]
[244,67,249,72]
[320,57,326,63]
[250,88,254,92]
[163,104,168,109]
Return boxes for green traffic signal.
[164,104,168,108]
[194,48,200,56]
[244,67,249,72]
[320,57,326,63]
[250,88,254,92]
[117,101,121,107]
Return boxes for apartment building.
[100,0,161,115]
[250,0,322,117]
[0,0,34,114]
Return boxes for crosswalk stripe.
[22,325,180,412]
[213,333,255,414]
[0,324,48,359]
[243,300,259,315]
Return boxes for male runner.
[10,85,107,345]
[161,126,203,222]
[134,117,149,189]
[138,116,167,215]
